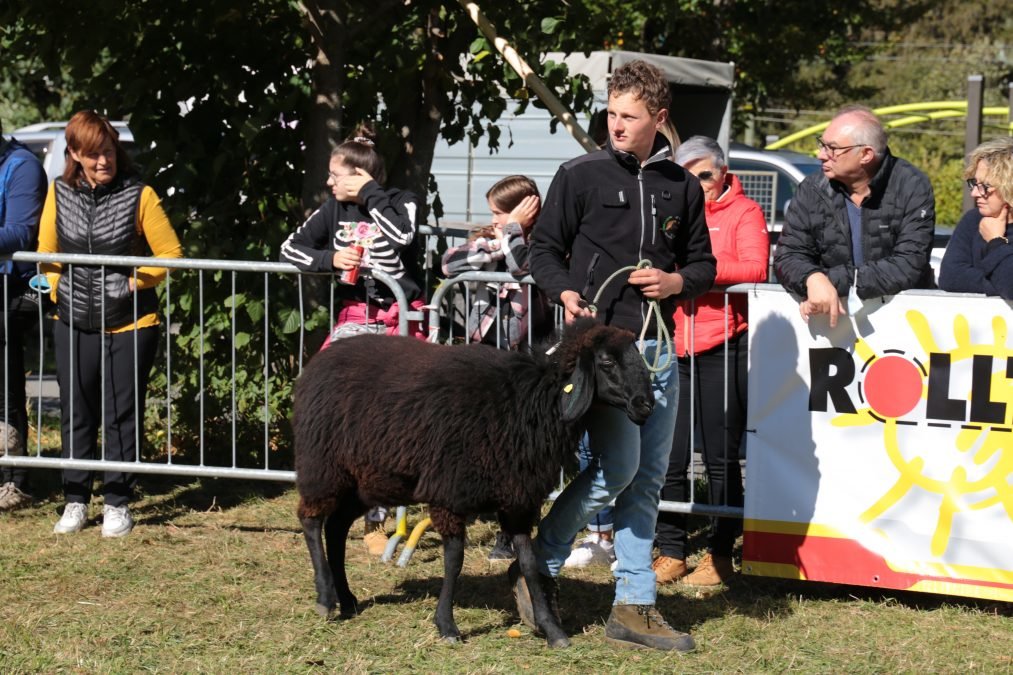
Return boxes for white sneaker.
[53,502,88,534]
[101,504,134,538]
[563,533,616,568]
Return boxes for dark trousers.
[0,309,28,489]
[53,320,158,507]
[656,330,747,559]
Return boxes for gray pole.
[962,74,984,213]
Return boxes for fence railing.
[0,252,422,483]
[2,247,750,521]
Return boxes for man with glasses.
[774,105,935,326]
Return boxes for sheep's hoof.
[547,635,571,649]
[440,634,462,645]
[338,605,360,620]
[315,603,334,618]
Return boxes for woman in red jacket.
[653,136,769,586]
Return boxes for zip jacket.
[0,138,46,293]
[674,173,769,356]
[774,149,935,300]
[280,181,421,302]
[530,135,716,334]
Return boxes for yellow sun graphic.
[828,309,1013,557]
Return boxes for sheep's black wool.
[293,318,653,647]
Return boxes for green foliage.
[5,0,985,459]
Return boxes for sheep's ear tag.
[561,381,583,418]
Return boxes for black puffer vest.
[54,174,156,331]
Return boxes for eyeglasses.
[327,170,345,182]
[696,170,719,183]
[966,178,995,197]
[816,138,867,158]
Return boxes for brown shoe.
[652,555,688,584]
[363,521,389,556]
[604,604,695,652]
[682,553,735,586]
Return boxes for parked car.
[727,142,822,232]
[7,121,136,182]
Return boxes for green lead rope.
[587,259,675,379]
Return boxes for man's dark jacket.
[774,149,935,300]
[530,135,716,335]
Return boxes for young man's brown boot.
[604,604,695,652]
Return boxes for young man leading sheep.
[521,59,716,651]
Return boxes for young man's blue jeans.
[535,339,678,605]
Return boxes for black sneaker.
[487,531,516,561]
[508,560,561,631]
[604,604,695,652]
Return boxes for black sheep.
[293,318,654,647]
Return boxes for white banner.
[743,287,1013,601]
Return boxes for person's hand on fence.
[332,245,363,271]
[802,272,845,327]
[628,268,683,299]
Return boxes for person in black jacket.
[938,137,1013,297]
[774,105,935,327]
[513,60,716,653]
[280,124,424,343]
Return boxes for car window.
[730,159,808,225]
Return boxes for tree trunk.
[298,0,347,215]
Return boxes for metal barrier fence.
[0,251,422,483]
[1,244,744,521]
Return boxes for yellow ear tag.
[563,383,574,394]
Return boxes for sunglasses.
[696,170,720,183]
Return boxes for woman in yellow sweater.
[39,111,182,537]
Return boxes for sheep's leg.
[432,533,465,642]
[512,533,570,648]
[325,498,364,619]
[299,510,339,617]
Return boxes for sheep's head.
[558,319,654,425]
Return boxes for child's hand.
[336,168,374,202]
[508,195,540,229]
[332,245,363,271]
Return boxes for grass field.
[1,474,1010,673]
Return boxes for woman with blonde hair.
[939,137,1013,297]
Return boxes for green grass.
[1,476,1010,673]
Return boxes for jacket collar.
[72,171,139,197]
[823,147,896,203]
[606,133,673,173]
[706,173,746,214]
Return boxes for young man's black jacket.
[530,135,716,335]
